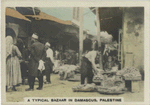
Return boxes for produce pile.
[57,65,80,80]
[102,75,117,87]
[72,83,96,92]
[116,67,141,80]
[96,74,126,94]
[96,85,126,94]
[93,73,104,83]
[53,60,63,73]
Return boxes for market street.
[6,74,144,102]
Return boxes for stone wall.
[122,7,144,79]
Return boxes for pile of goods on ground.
[95,71,126,94]
[92,73,104,83]
[96,85,127,94]
[116,67,141,80]
[72,83,96,92]
[72,66,141,94]
[58,65,80,80]
[53,60,64,73]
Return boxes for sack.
[100,32,113,44]
[72,83,96,92]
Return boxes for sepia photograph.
[1,1,149,104]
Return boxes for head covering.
[45,42,50,47]
[6,36,13,58]
[32,33,38,39]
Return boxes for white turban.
[32,33,38,39]
[45,42,50,47]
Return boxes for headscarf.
[6,36,13,58]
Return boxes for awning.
[25,12,72,25]
[5,8,30,21]
[16,7,40,15]
[30,19,78,45]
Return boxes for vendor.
[44,42,54,84]
[80,40,99,85]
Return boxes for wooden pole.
[96,7,103,69]
[121,8,125,69]
[33,7,36,15]
[79,8,84,67]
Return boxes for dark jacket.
[28,41,46,77]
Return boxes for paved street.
[6,74,144,102]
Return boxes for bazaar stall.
[72,31,142,94]
[6,8,32,46]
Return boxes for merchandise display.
[116,67,142,80]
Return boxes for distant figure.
[25,33,46,91]
[44,42,54,84]
[6,36,22,91]
[104,56,114,71]
[55,50,59,60]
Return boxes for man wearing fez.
[44,42,54,84]
[26,33,46,91]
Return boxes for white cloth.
[85,50,97,63]
[38,60,45,72]
[45,42,50,47]
[46,48,54,63]
[32,34,38,39]
[85,50,97,71]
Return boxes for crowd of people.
[6,30,119,92]
[6,32,55,91]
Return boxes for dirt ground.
[6,74,144,102]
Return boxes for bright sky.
[40,7,96,35]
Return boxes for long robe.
[6,45,22,87]
[28,41,46,77]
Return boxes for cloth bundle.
[38,60,45,72]
[54,64,79,74]
[72,83,96,92]
[59,70,75,80]
[100,31,113,44]
[58,65,79,80]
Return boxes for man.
[25,33,46,91]
[44,42,54,84]
[20,45,29,85]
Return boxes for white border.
[1,1,150,105]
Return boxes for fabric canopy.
[25,12,72,25]
[16,7,40,15]
[6,8,30,21]
[30,19,78,46]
